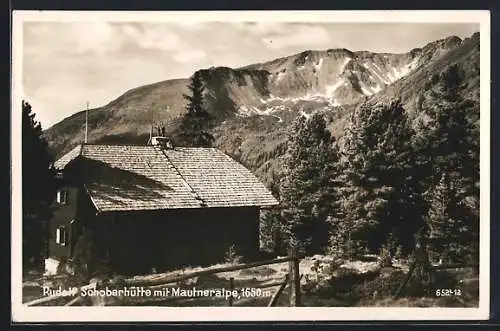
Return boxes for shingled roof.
[54,144,278,212]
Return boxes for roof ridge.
[154,146,207,207]
[81,143,154,147]
[53,144,84,170]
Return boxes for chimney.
[149,123,173,148]
[151,136,173,149]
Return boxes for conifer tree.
[175,70,214,147]
[22,100,55,266]
[279,112,341,254]
[424,173,468,264]
[259,172,284,254]
[415,64,480,264]
[333,99,423,257]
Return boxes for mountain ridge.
[42,33,478,186]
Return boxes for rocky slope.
[213,33,480,185]
[43,33,479,186]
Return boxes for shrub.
[394,245,404,260]
[56,256,68,274]
[317,266,431,303]
[224,244,243,265]
[321,267,380,300]
[259,208,282,254]
[71,229,95,278]
[91,259,113,279]
[354,268,408,300]
[378,245,393,268]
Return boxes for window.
[56,227,67,246]
[56,190,68,204]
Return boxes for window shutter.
[56,191,62,204]
[56,228,61,244]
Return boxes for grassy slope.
[23,257,479,307]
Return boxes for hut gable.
[53,144,278,212]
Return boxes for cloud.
[23,22,125,57]
[262,25,331,50]
[169,21,207,32]
[71,22,119,54]
[119,23,181,51]
[234,22,285,35]
[172,49,207,63]
[21,21,478,130]
[24,22,186,59]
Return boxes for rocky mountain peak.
[43,33,477,162]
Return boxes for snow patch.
[361,86,374,96]
[371,84,383,94]
[314,58,324,71]
[392,66,414,81]
[267,92,332,104]
[256,88,346,114]
[271,115,283,123]
[299,110,311,119]
[238,104,287,117]
[394,57,420,79]
[340,57,352,72]
[408,57,419,70]
[386,70,397,82]
[325,79,344,97]
[238,105,259,116]
[371,63,396,84]
[372,62,384,73]
[383,57,420,84]
[275,71,287,82]
[369,63,391,85]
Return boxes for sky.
[21,21,479,129]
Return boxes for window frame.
[55,226,67,246]
[56,189,68,205]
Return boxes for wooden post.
[267,274,289,307]
[288,247,301,307]
[228,277,234,307]
[394,259,416,299]
[64,296,83,306]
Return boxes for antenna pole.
[85,101,89,143]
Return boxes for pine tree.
[415,64,480,265]
[259,207,282,254]
[279,112,341,254]
[415,65,479,192]
[259,172,285,254]
[334,99,423,258]
[424,173,468,264]
[175,70,214,147]
[22,100,55,266]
